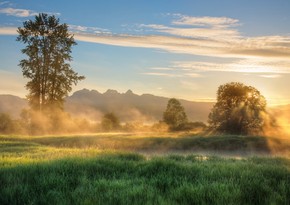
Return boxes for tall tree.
[208,82,267,135]
[17,13,84,112]
[0,113,14,134]
[101,112,120,131]
[163,98,188,131]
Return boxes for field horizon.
[1,133,290,158]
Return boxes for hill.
[2,90,290,124]
[65,89,214,122]
[0,89,214,122]
[0,95,27,118]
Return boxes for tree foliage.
[0,113,14,134]
[101,112,120,131]
[17,13,84,111]
[208,82,267,135]
[163,98,188,131]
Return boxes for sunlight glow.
[247,92,253,98]
[232,64,277,73]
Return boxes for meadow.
[0,133,289,204]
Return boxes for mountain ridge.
[66,88,214,123]
[0,94,28,118]
[2,89,290,124]
[0,89,215,122]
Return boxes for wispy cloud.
[1,13,290,74]
[185,73,203,78]
[150,67,175,71]
[137,14,240,40]
[0,1,9,6]
[71,14,290,61]
[172,59,290,74]
[69,24,111,35]
[141,58,289,80]
[3,24,287,61]
[259,74,281,78]
[74,32,290,60]
[142,72,180,77]
[172,14,239,27]
[0,26,17,35]
[0,7,37,17]
[142,67,203,78]
[0,2,60,18]
[139,23,239,39]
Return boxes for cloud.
[70,14,290,60]
[185,73,203,78]
[138,15,240,39]
[172,59,290,74]
[1,13,290,74]
[74,33,222,56]
[259,74,281,78]
[141,72,181,77]
[0,1,9,6]
[172,15,239,28]
[142,68,202,78]
[74,32,290,60]
[0,3,60,18]
[69,24,111,35]
[4,24,289,61]
[0,26,17,35]
[141,58,288,80]
[139,23,239,39]
[0,1,11,6]
[0,7,37,17]
[150,67,175,71]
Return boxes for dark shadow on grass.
[1,134,289,156]
[0,141,39,154]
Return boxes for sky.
[0,0,290,106]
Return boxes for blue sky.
[0,0,290,105]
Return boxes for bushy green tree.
[208,82,267,135]
[163,98,188,131]
[17,13,84,112]
[101,112,120,131]
[0,113,14,134]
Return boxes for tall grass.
[0,134,289,204]
[0,153,289,205]
[1,133,290,156]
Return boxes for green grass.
[0,134,289,204]
[1,133,290,156]
[1,154,289,205]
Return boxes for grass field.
[0,133,289,204]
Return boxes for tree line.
[0,13,274,135]
[163,82,272,135]
[0,110,167,135]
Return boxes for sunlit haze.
[1,0,290,106]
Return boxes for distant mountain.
[65,89,214,123]
[4,89,290,124]
[0,89,214,122]
[0,95,28,118]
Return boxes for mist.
[263,106,290,137]
[1,96,290,158]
